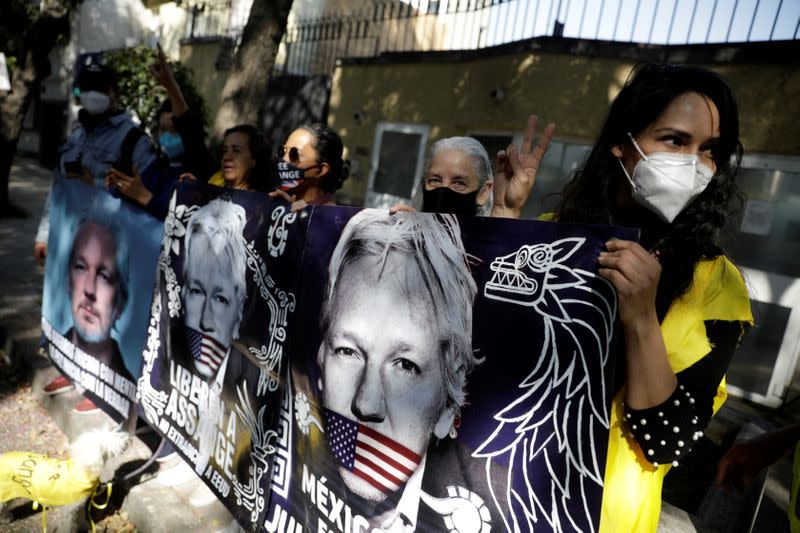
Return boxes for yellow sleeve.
[600,255,753,533]
[537,212,556,221]
[209,171,226,187]
[661,255,752,374]
[702,255,754,325]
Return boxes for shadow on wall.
[260,75,331,149]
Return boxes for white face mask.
[618,132,715,223]
[79,90,111,115]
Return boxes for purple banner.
[266,207,635,533]
[138,189,636,531]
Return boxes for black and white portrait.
[180,197,248,381]
[313,209,497,531]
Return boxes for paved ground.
[0,154,796,532]
[0,157,69,532]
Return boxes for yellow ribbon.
[32,500,47,532]
[87,482,113,533]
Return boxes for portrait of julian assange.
[178,197,249,383]
[156,195,266,392]
[162,196,264,478]
[66,214,132,383]
[42,177,163,421]
[310,209,504,532]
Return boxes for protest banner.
[138,183,301,530]
[138,184,636,531]
[267,208,636,533]
[41,177,162,421]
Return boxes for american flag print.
[325,408,422,493]
[185,327,228,376]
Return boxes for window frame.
[727,267,800,408]
[366,121,430,209]
[725,153,800,407]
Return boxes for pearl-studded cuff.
[623,383,703,466]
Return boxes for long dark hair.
[299,123,350,193]
[223,124,279,193]
[555,63,744,319]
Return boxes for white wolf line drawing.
[475,238,617,533]
[233,382,279,524]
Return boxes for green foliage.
[0,0,37,77]
[5,55,17,79]
[104,46,208,132]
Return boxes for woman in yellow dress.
[495,63,753,532]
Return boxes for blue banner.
[42,177,162,420]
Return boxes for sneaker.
[188,482,219,507]
[44,375,74,395]
[74,397,100,414]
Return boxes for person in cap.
[34,62,162,263]
[37,61,162,411]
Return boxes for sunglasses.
[278,146,300,163]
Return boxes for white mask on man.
[79,90,111,115]
[618,132,714,223]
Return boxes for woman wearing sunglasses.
[269,124,350,211]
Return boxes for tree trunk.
[0,1,75,212]
[0,55,38,210]
[212,0,294,143]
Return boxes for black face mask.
[422,187,478,215]
[277,160,305,191]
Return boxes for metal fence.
[183,0,242,41]
[184,0,800,75]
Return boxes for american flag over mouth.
[325,409,422,494]
[186,327,228,376]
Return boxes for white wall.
[41,0,159,103]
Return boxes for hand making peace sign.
[491,114,556,219]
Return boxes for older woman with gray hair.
[421,136,496,216]
[393,115,556,218]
